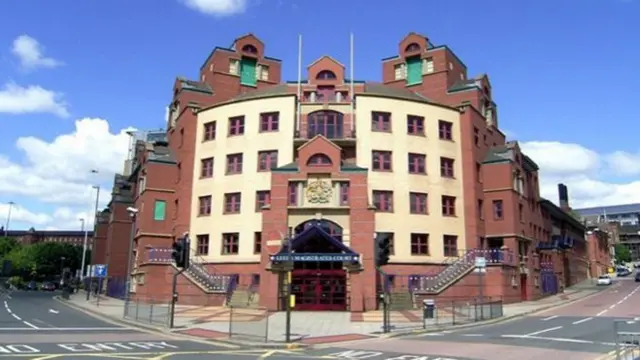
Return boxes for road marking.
[461,334,483,337]
[421,333,445,336]
[22,321,38,329]
[0,327,124,331]
[525,326,563,336]
[502,334,594,344]
[11,314,21,321]
[596,309,608,316]
[572,317,593,325]
[48,309,59,314]
[541,315,558,321]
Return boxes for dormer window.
[307,153,332,166]
[316,70,337,80]
[405,43,420,52]
[242,44,258,54]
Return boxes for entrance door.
[291,269,346,311]
[520,274,527,301]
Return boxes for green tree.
[0,237,20,259]
[615,244,632,264]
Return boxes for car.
[41,282,56,291]
[597,275,612,286]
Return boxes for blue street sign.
[270,253,359,262]
[94,264,108,278]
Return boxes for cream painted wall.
[190,96,296,262]
[355,96,466,262]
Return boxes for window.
[478,199,484,220]
[229,59,240,75]
[221,233,239,255]
[153,200,166,221]
[519,203,524,222]
[254,232,262,254]
[373,190,393,212]
[339,182,349,206]
[307,153,332,166]
[438,120,453,140]
[226,153,243,174]
[224,193,242,214]
[242,44,258,54]
[372,151,392,171]
[307,111,344,139]
[377,232,395,255]
[473,127,479,146]
[228,116,245,136]
[407,115,424,135]
[411,233,429,255]
[394,63,406,80]
[201,157,214,178]
[410,192,428,214]
[440,157,455,178]
[423,58,434,74]
[408,153,426,174]
[288,182,299,206]
[371,112,391,132]
[198,196,212,216]
[493,200,503,220]
[240,57,257,86]
[203,121,216,141]
[476,163,482,183]
[138,176,146,196]
[406,56,422,85]
[258,150,278,171]
[255,190,270,211]
[442,196,456,216]
[256,64,269,81]
[405,43,420,52]
[316,70,336,80]
[260,112,279,132]
[196,235,209,255]
[443,235,458,257]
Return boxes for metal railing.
[124,298,171,327]
[613,319,640,359]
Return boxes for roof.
[574,203,640,217]
[482,142,539,171]
[275,223,356,255]
[177,77,212,95]
[4,229,94,237]
[539,198,586,232]
[273,160,367,173]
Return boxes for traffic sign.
[94,264,107,278]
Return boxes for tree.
[4,242,84,278]
[0,237,20,258]
[615,244,632,264]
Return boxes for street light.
[4,201,15,237]
[79,218,86,281]
[123,206,138,317]
[86,180,100,301]
[81,170,98,284]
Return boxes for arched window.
[242,44,258,54]
[307,153,332,166]
[316,70,337,80]
[307,111,344,139]
[295,219,343,242]
[405,43,420,52]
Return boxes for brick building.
[97,32,596,311]
[4,228,92,247]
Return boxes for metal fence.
[613,319,640,360]
[227,305,270,342]
[123,298,171,327]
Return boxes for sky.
[0,0,639,231]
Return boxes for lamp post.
[4,201,15,237]
[86,183,100,300]
[79,218,86,281]
[123,209,137,317]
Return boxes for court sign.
[270,253,359,262]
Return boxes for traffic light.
[374,233,391,267]
[171,236,190,269]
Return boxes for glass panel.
[406,56,422,85]
[153,200,166,221]
[240,58,257,86]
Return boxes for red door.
[291,269,346,311]
[520,274,528,301]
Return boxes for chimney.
[558,183,570,211]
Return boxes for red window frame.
[410,233,429,255]
[255,190,271,212]
[198,196,211,216]
[288,182,298,206]
[200,157,213,178]
[203,121,216,141]
[442,196,456,216]
[228,116,245,136]
[408,153,426,174]
[409,192,428,214]
[196,235,209,255]
[226,154,243,174]
[259,112,279,132]
[371,111,391,132]
[407,115,424,135]
[440,157,455,177]
[258,151,278,171]
[438,120,453,140]
[224,192,242,214]
[372,151,392,171]
[373,190,393,212]
[443,235,458,257]
[339,182,349,206]
[307,153,332,166]
[221,233,239,255]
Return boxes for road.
[301,279,640,360]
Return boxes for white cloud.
[0,82,69,117]
[520,141,640,208]
[0,202,51,227]
[11,35,63,71]
[0,118,135,229]
[181,0,248,16]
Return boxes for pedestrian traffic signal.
[171,236,190,269]
[375,233,391,267]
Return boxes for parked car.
[597,275,612,286]
[25,281,38,291]
[41,282,56,291]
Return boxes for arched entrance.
[289,220,347,311]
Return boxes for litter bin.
[422,299,436,328]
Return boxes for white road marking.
[502,334,594,344]
[462,334,484,337]
[572,317,593,325]
[596,309,608,316]
[0,327,124,331]
[595,284,640,317]
[525,326,563,336]
[10,314,21,321]
[22,321,38,329]
[48,309,59,314]
[421,333,445,336]
[542,315,558,321]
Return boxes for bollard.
[423,299,436,328]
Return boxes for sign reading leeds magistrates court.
[270,253,360,262]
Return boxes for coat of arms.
[305,179,333,204]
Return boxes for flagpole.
[296,34,302,134]
[350,33,355,135]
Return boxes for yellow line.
[259,350,277,358]
[31,356,62,360]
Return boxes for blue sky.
[0,0,639,230]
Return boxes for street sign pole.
[475,256,486,320]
